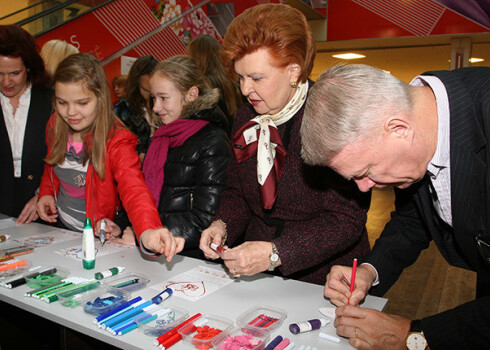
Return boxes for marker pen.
[94,266,125,280]
[264,335,283,350]
[0,234,10,242]
[151,288,173,304]
[318,332,341,343]
[113,278,139,289]
[210,243,226,253]
[95,296,142,324]
[289,318,329,334]
[82,218,96,270]
[100,219,106,246]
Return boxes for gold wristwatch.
[268,242,279,271]
[406,320,428,350]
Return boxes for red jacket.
[39,114,162,237]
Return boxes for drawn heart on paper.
[165,281,206,297]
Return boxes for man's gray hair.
[301,64,413,165]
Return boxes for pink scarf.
[143,119,209,205]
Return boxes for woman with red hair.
[199,4,371,285]
[0,25,52,223]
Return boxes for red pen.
[159,332,182,350]
[350,258,358,293]
[154,313,202,346]
[210,243,226,253]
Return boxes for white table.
[0,218,386,349]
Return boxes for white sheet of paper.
[150,265,234,301]
[54,240,131,260]
[16,230,80,247]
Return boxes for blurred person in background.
[0,25,52,223]
[187,34,243,136]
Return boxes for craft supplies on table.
[24,266,69,289]
[83,287,132,315]
[177,314,233,350]
[137,304,188,338]
[212,325,270,350]
[104,272,150,293]
[236,305,288,332]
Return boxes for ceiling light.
[332,53,366,60]
[470,57,484,63]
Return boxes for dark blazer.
[215,82,371,285]
[0,86,53,217]
[366,67,490,349]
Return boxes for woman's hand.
[37,195,58,223]
[140,227,185,262]
[16,194,39,224]
[199,220,227,259]
[94,218,121,242]
[220,241,278,276]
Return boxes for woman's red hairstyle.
[221,4,316,83]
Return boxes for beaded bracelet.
[213,219,227,243]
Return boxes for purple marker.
[289,318,329,334]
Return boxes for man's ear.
[384,116,412,139]
[185,86,199,102]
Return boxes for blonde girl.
[37,53,181,261]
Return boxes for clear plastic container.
[178,314,233,350]
[212,325,270,350]
[104,272,150,293]
[82,287,131,315]
[0,259,32,278]
[235,305,287,332]
[24,266,69,289]
[136,304,188,337]
[56,280,102,308]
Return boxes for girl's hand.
[94,218,121,241]
[111,226,137,246]
[17,194,39,224]
[37,195,58,223]
[199,220,227,260]
[140,228,185,262]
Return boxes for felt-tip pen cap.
[151,288,173,304]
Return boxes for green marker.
[113,278,139,288]
[82,218,95,270]
[95,266,125,280]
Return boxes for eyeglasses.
[475,234,490,265]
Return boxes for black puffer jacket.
[156,88,232,253]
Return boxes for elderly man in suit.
[300,64,490,350]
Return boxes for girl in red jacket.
[37,53,183,261]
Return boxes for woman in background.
[200,4,371,285]
[0,25,52,223]
[40,39,79,77]
[114,55,156,159]
[187,34,243,136]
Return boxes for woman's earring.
[289,81,298,88]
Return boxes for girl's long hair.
[187,35,242,118]
[46,53,116,179]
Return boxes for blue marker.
[151,287,173,304]
[103,300,152,329]
[115,307,170,336]
[99,299,147,328]
[94,296,142,324]
[109,304,159,332]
